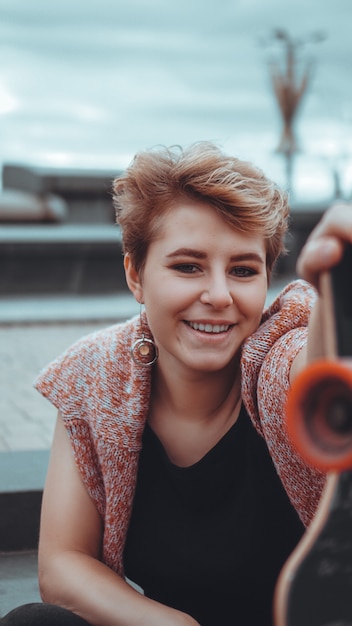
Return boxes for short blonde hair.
[113,142,289,281]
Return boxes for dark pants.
[0,604,91,626]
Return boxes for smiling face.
[125,200,268,378]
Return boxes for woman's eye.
[173,263,199,274]
[232,266,256,277]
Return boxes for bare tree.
[267,29,325,154]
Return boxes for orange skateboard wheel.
[286,360,352,472]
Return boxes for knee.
[0,603,90,625]
[1,604,44,625]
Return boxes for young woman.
[2,143,351,626]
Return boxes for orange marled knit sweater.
[34,280,325,576]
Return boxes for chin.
[190,359,233,373]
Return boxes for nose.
[200,273,233,309]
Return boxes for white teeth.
[188,321,229,333]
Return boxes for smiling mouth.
[185,321,231,334]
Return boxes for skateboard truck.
[274,245,352,626]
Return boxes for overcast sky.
[1,0,351,198]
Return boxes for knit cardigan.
[34,280,325,576]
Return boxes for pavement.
[0,293,140,453]
[0,277,293,618]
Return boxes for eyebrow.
[166,248,265,264]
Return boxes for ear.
[124,254,143,303]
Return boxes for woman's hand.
[296,202,352,290]
[290,202,352,380]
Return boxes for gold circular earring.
[130,302,158,366]
[131,336,159,366]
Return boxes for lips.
[186,321,231,333]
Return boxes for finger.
[306,203,352,245]
[296,236,344,289]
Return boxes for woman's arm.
[38,414,200,626]
[290,202,352,382]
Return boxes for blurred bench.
[0,188,68,223]
[2,163,119,224]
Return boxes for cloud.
[0,0,351,177]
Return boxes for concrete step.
[0,293,139,324]
[0,551,40,618]
[0,224,127,296]
[0,454,45,616]
[0,451,49,553]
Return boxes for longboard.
[274,245,352,626]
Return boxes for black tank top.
[123,404,304,626]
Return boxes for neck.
[148,359,242,466]
[150,356,241,425]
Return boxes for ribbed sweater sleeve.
[241,280,326,526]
